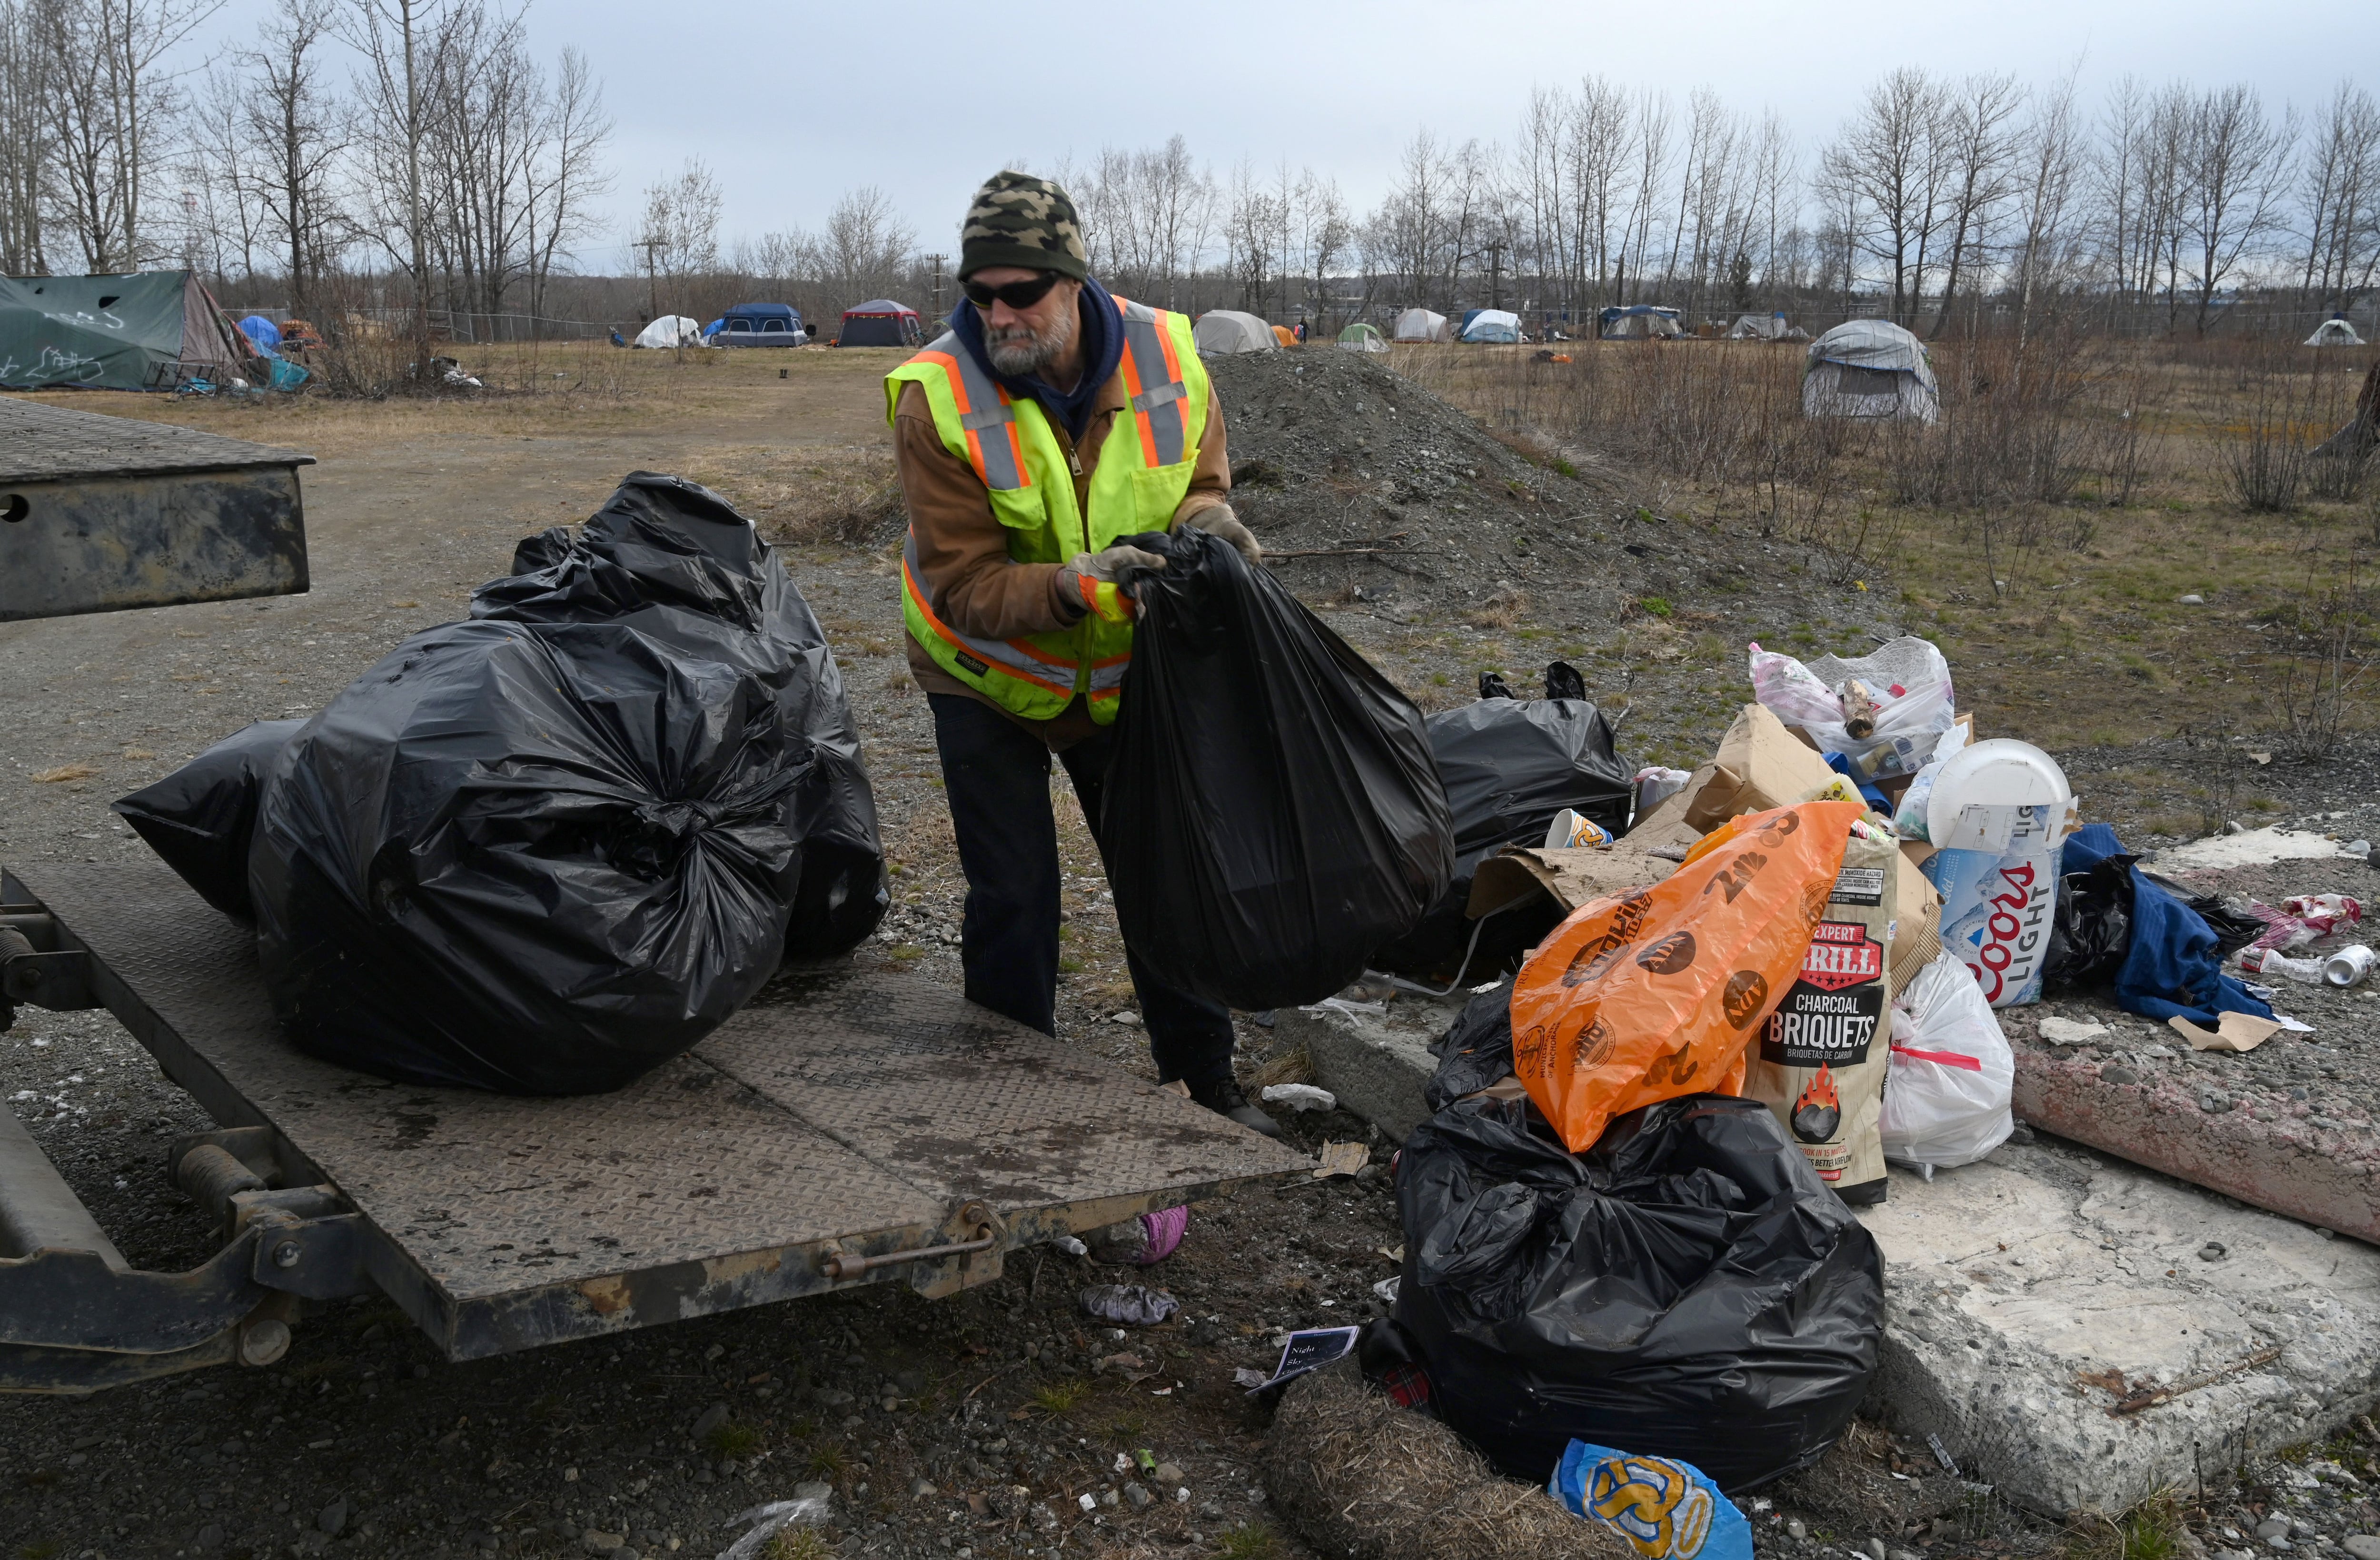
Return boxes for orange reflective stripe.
[1114,307,1161,467]
[901,542,1077,697]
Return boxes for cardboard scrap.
[1311,1141,1369,1179]
[2169,1012,2285,1053]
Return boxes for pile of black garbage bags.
[115,472,884,1093]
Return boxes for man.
[886,171,1280,1139]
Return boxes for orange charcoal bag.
[1511,799,1862,1153]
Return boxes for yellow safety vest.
[887,295,1210,725]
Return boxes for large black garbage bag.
[249,472,873,1094]
[472,473,886,957]
[1372,684,1633,980]
[1394,1089,1884,1494]
[1102,526,1453,1011]
[113,719,306,918]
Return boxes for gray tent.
[1802,319,1940,424]
[1392,308,1452,343]
[0,270,255,390]
[1726,312,1792,340]
[2306,317,2366,347]
[1193,309,1276,355]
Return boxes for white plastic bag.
[1877,954,2014,1175]
[1747,636,1955,780]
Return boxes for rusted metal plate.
[5,861,1306,1361]
[0,400,311,622]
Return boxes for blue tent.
[237,314,282,357]
[715,302,806,346]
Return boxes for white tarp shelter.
[1802,319,1940,424]
[1192,310,1277,355]
[634,315,704,348]
[2306,318,2366,347]
[1726,312,1791,340]
[1392,308,1452,343]
[1461,309,1520,344]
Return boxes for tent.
[1193,309,1276,355]
[1338,322,1388,353]
[634,315,704,348]
[237,314,283,356]
[716,303,806,346]
[1725,312,1792,341]
[1460,309,1519,344]
[1599,305,1684,339]
[2306,316,2366,348]
[1802,319,1940,424]
[838,300,922,348]
[1272,325,1297,348]
[0,269,255,390]
[1392,308,1452,343]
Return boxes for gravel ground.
[1,357,2371,1560]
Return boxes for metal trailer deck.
[0,858,1310,1391]
[0,397,311,622]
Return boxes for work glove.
[1066,542,1167,625]
[1192,505,1262,565]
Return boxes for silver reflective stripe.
[902,531,1076,691]
[1116,306,1188,466]
[1087,659,1129,693]
[923,330,1028,491]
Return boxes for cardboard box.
[1680,704,1844,832]
[1890,843,1943,997]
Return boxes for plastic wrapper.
[1878,954,2014,1175]
[1510,801,1863,1153]
[1102,527,1453,1011]
[113,718,306,918]
[1371,688,1633,981]
[250,473,875,1094]
[1748,636,1954,780]
[1394,1089,1884,1492]
[1547,1441,1753,1560]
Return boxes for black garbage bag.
[1419,982,1517,1113]
[249,472,870,1094]
[1102,526,1453,1011]
[472,473,886,958]
[2045,852,2137,986]
[1370,679,1632,982]
[1394,1084,1884,1493]
[112,718,306,918]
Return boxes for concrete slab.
[1860,1143,2380,1516]
[1279,993,1468,1143]
[1284,995,2380,1518]
[2152,827,2360,872]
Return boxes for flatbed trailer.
[0,859,1310,1391]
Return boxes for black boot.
[1189,1075,1284,1139]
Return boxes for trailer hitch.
[0,1121,370,1393]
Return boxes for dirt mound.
[1209,346,1644,624]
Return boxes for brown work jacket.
[892,367,1232,749]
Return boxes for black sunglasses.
[962,272,1063,310]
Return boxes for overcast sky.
[190,0,2374,272]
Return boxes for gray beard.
[984,305,1074,378]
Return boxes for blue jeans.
[927,693,1237,1092]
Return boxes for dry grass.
[1411,334,2380,760]
[673,443,903,545]
[1263,1358,1631,1560]
[29,763,101,784]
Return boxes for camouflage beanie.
[958,171,1088,282]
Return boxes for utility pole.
[633,238,663,325]
[926,253,947,328]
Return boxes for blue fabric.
[952,274,1123,443]
[2062,823,2274,1025]
[238,314,280,350]
[1822,752,1891,810]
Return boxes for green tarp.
[0,270,254,390]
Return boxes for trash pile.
[1270,629,2339,1554]
[115,472,886,1093]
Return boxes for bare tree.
[2008,66,2088,340]
[522,45,610,320]
[2179,84,2296,332]
[37,0,225,270]
[241,0,345,318]
[1822,67,1950,323]
[1927,72,2025,337]
[2298,82,2380,314]
[633,157,721,320]
[0,0,49,273]
[345,0,446,374]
